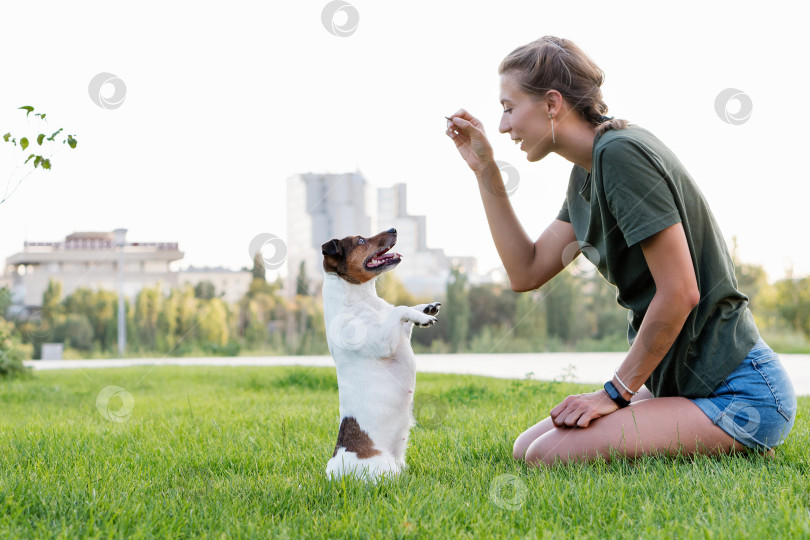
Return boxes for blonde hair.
[498,36,628,135]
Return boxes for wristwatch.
[604,380,631,408]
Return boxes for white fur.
[323,272,437,482]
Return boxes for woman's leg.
[512,386,654,460]
[523,396,748,466]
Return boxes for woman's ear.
[545,89,562,117]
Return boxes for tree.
[53,314,94,351]
[296,261,310,296]
[513,290,547,343]
[444,266,471,352]
[770,277,810,338]
[0,286,11,318]
[731,237,769,313]
[197,297,230,347]
[544,271,577,343]
[194,280,217,300]
[252,253,266,281]
[16,279,64,359]
[134,285,162,350]
[62,288,118,353]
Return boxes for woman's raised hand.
[446,109,495,174]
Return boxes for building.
[2,231,251,314]
[286,171,477,297]
[286,171,373,293]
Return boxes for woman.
[445,36,797,466]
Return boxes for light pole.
[114,228,127,357]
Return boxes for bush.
[201,340,241,357]
[0,317,33,379]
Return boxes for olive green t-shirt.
[557,125,759,398]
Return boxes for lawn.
[1,366,808,539]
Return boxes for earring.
[549,114,555,144]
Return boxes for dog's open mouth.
[365,244,402,269]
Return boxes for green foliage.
[193,280,217,300]
[0,286,11,317]
[53,314,94,351]
[445,266,471,352]
[759,276,810,338]
[543,270,579,342]
[296,260,310,296]
[0,317,32,379]
[197,297,230,346]
[251,253,266,281]
[10,252,810,360]
[2,105,78,206]
[61,288,117,351]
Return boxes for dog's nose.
[387,228,397,235]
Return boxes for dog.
[321,227,441,482]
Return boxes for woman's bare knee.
[523,432,571,467]
[512,417,556,460]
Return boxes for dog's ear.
[321,239,343,257]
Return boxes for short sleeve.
[599,140,681,246]
[556,198,570,223]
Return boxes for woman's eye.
[358,238,366,244]
[503,108,512,113]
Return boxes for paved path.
[24,352,810,395]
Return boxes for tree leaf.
[24,154,35,164]
[2,133,10,142]
[18,106,34,117]
[42,158,51,170]
[67,135,77,149]
[34,156,42,168]
[46,128,63,142]
[37,134,45,145]
[20,137,29,150]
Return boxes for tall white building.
[286,171,372,294]
[286,171,475,297]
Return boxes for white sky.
[1,0,807,285]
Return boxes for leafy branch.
[1,105,78,205]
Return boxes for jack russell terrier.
[321,228,441,482]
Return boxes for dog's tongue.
[367,252,401,268]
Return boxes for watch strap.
[604,380,631,408]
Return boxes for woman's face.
[498,71,553,162]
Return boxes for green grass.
[1,366,808,539]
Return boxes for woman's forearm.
[474,161,537,289]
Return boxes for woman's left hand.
[550,389,620,428]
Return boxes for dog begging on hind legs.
[321,228,441,482]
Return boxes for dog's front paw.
[422,302,441,317]
[407,310,437,327]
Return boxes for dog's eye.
[358,238,366,244]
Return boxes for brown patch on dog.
[321,229,400,284]
[332,416,382,459]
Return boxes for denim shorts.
[689,338,798,452]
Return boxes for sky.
[1,0,808,286]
